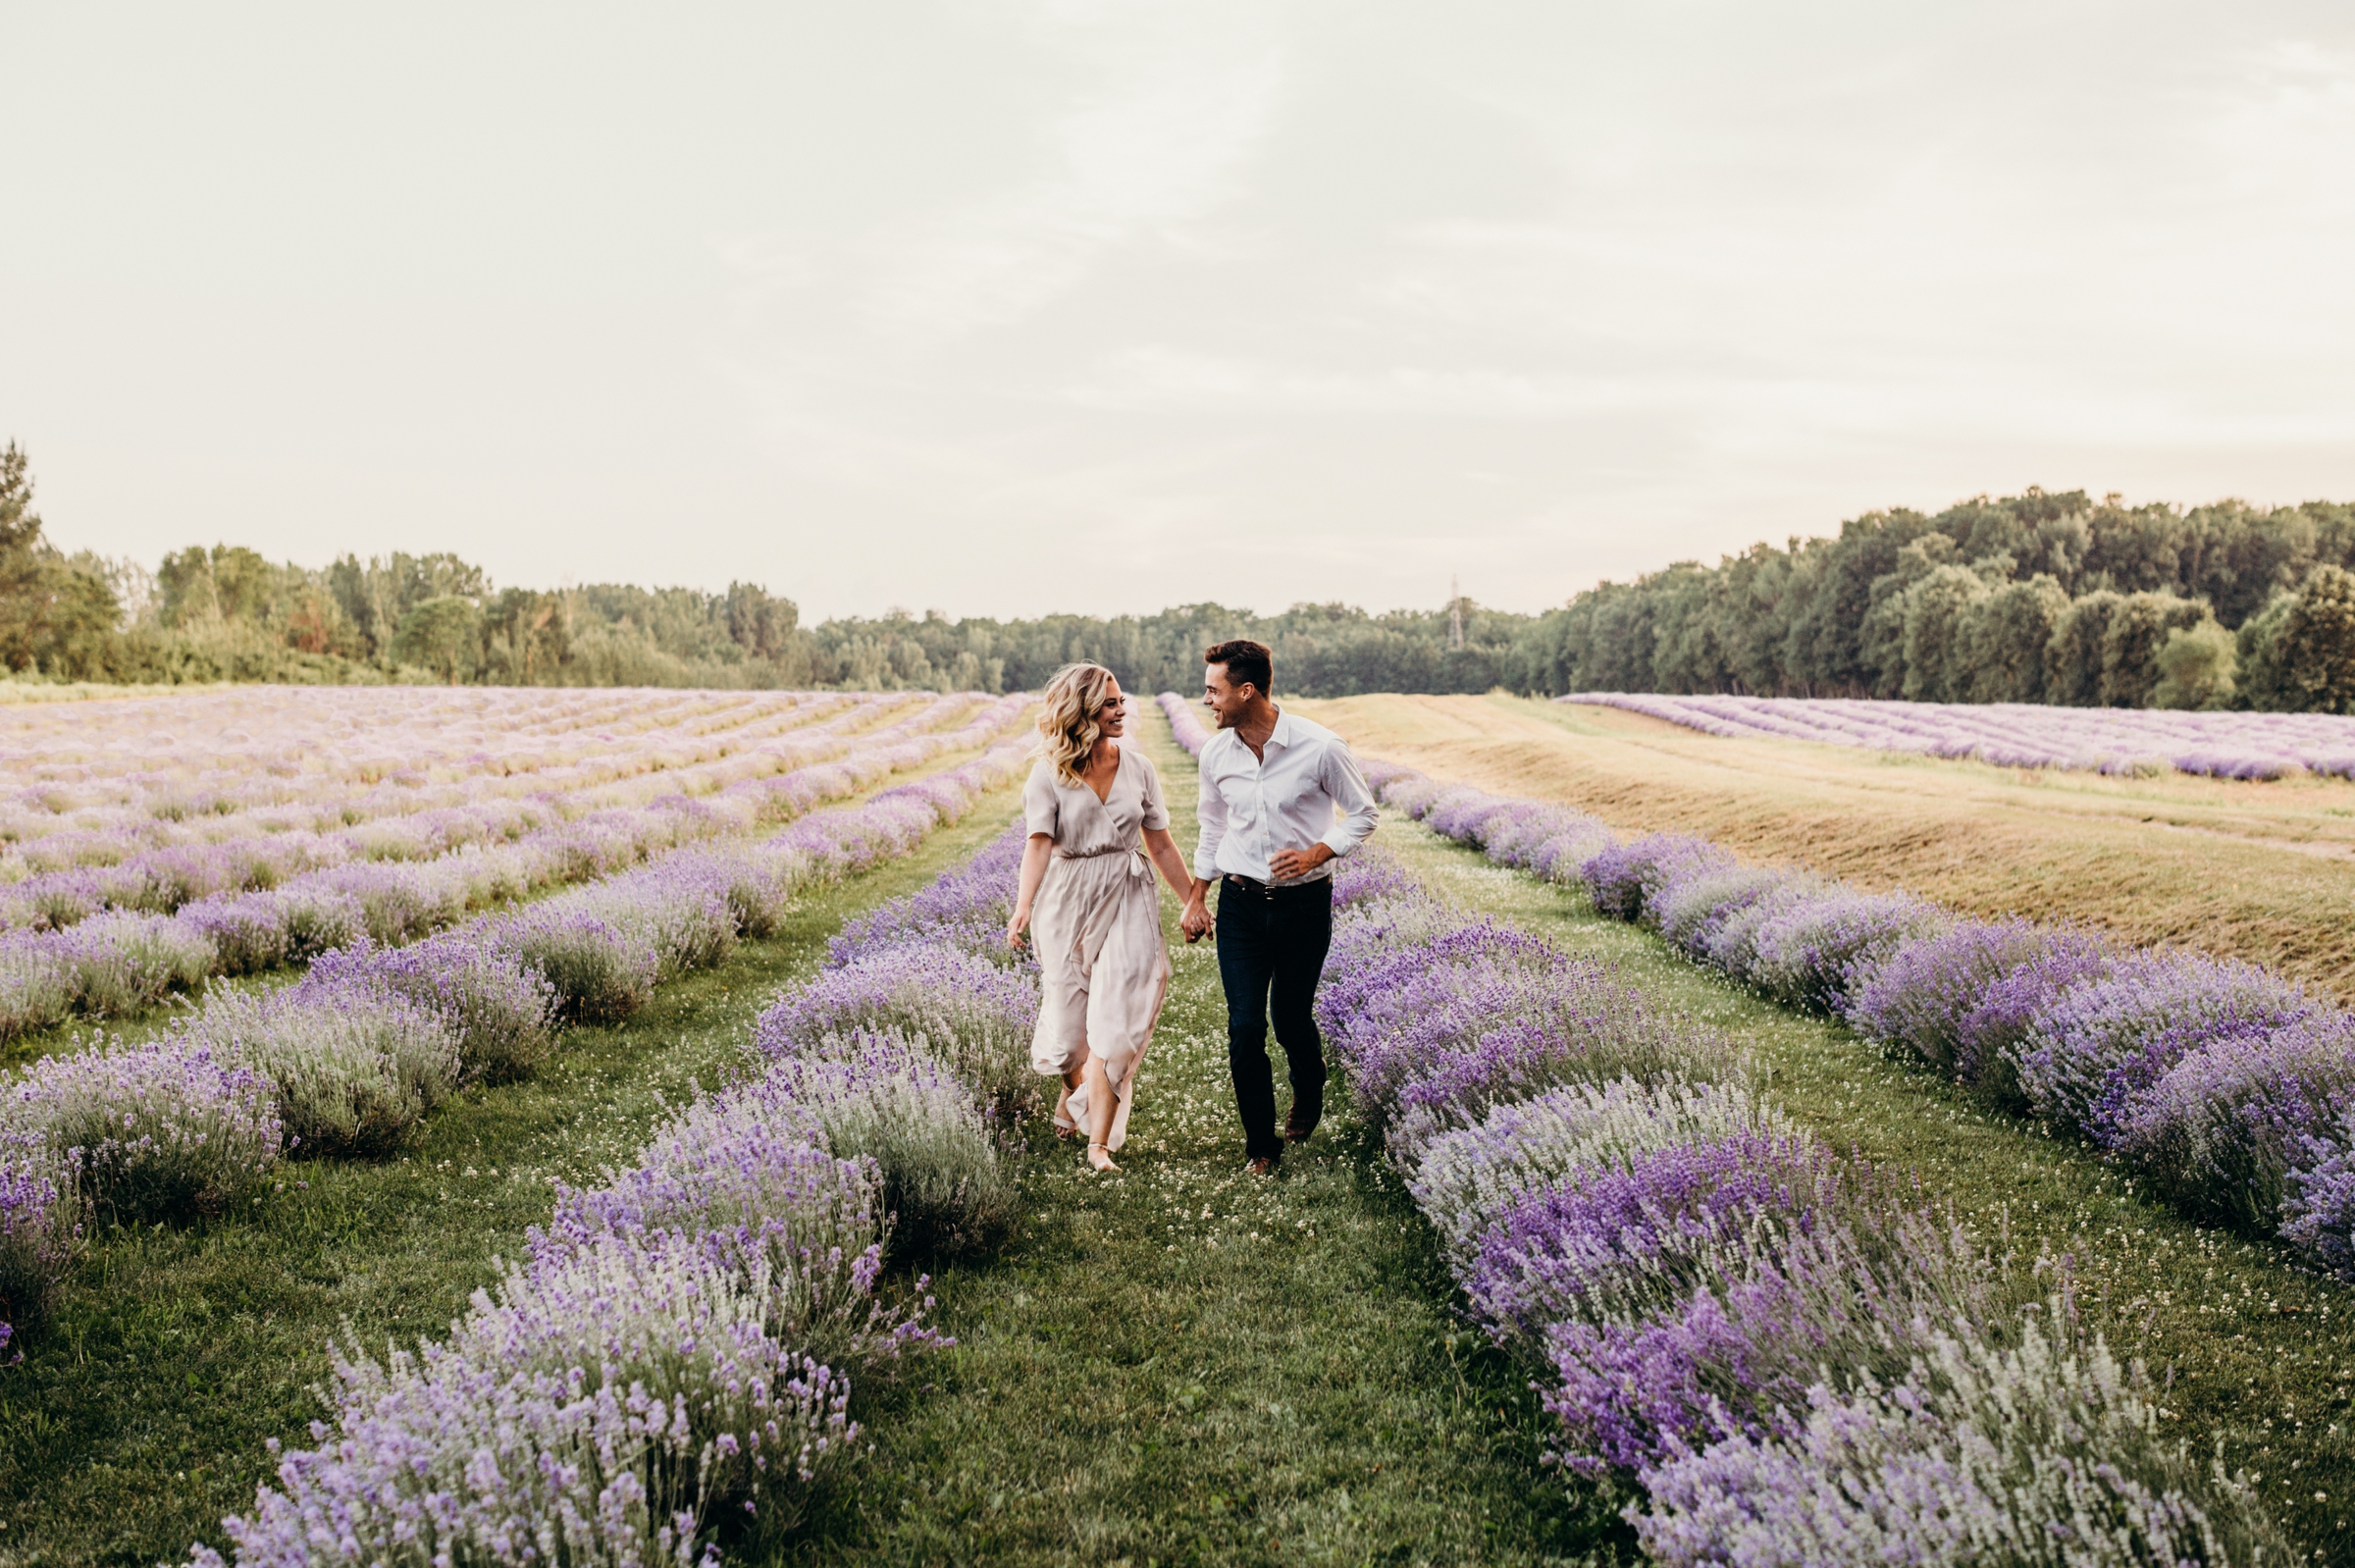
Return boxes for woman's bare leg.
[1055,1061,1084,1132]
[1083,1054,1119,1171]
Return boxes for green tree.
[1900,564,1991,703]
[2046,591,2120,706]
[2100,592,2208,707]
[2275,564,2355,715]
[0,444,126,677]
[393,595,481,684]
[2152,619,2237,709]
[1962,574,2069,703]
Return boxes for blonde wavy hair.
[1035,662,1124,785]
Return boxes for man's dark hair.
[1204,638,1274,697]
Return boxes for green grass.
[0,796,1021,1568]
[1378,814,2355,1565]
[766,709,1619,1567]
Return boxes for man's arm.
[1317,739,1379,860]
[1182,746,1225,939]
[1191,743,1229,884]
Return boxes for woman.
[1007,662,1196,1173]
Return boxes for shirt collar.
[1265,706,1297,752]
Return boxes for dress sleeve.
[1134,752,1171,832]
[1022,761,1060,840]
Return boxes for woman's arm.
[1142,826,1196,904]
[1007,833,1054,949]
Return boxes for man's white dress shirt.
[1192,707,1378,885]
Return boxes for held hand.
[1268,843,1334,882]
[1006,907,1031,950]
[1179,900,1214,944]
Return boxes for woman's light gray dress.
[1023,745,1171,1153]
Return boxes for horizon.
[6,3,2354,620]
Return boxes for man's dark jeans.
[1217,875,1334,1163]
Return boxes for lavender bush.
[1747,889,1950,1014]
[196,1233,858,1568]
[1633,1307,2286,1567]
[770,1030,1019,1256]
[532,1074,921,1375]
[175,985,461,1161]
[1312,797,2282,1553]
[1845,917,2116,1096]
[2117,1013,2355,1231]
[1412,1077,1792,1255]
[305,937,559,1086]
[4,1037,280,1220]
[2011,951,2318,1147]
[0,1130,78,1339]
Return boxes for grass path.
[1375,803,2355,1564]
[0,777,1024,1568]
[773,707,1612,1567]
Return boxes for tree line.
[1519,489,2355,713]
[4,444,2352,711]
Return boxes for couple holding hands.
[1005,639,1378,1175]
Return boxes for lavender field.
[1566,692,2355,780]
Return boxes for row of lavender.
[1316,827,2283,1561]
[1156,691,1211,756]
[1141,693,2288,1558]
[1565,693,2355,781]
[0,687,892,884]
[190,814,1044,1566]
[1381,765,2355,1282]
[0,695,1032,1039]
[0,741,1031,1363]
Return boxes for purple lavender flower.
[828,824,1027,965]
[757,942,1040,1118]
[2012,950,2318,1146]
[1329,845,1421,910]
[1629,1305,2287,1567]
[1846,918,2117,1099]
[1748,888,1949,1015]
[1582,835,1738,925]
[1541,1208,1985,1477]
[0,1129,79,1337]
[2115,1012,2355,1231]
[5,1036,281,1220]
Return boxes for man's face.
[1203,663,1256,730]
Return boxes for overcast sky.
[5,2,2354,620]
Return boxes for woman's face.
[1097,681,1126,739]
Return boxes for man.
[1179,639,1378,1176]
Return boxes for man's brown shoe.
[1245,1156,1279,1177]
[1283,1116,1316,1145]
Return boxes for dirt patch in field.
[1295,693,2355,1003]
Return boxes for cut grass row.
[1374,805,2355,1563]
[1301,692,2355,1003]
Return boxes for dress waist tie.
[1051,845,1153,967]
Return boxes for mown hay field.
[1299,693,2355,1003]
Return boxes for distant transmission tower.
[1448,574,1465,651]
